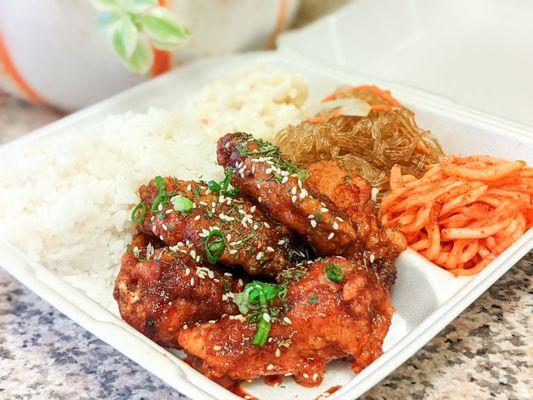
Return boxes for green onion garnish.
[207,170,239,197]
[204,229,225,264]
[131,202,147,224]
[232,281,287,347]
[308,292,318,303]
[207,180,221,193]
[172,196,193,213]
[252,316,271,346]
[324,262,346,283]
[151,176,170,211]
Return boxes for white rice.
[0,67,307,311]
[190,65,307,140]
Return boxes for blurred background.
[0,0,347,144]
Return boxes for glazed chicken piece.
[217,132,358,255]
[135,177,304,277]
[306,160,407,286]
[114,233,245,348]
[178,257,393,387]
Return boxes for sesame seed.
[194,215,201,221]
[336,216,344,222]
[281,177,288,184]
[291,195,297,204]
[283,317,292,325]
[310,220,317,228]
[303,373,309,379]
[328,232,335,240]
[308,214,314,219]
[312,373,318,381]
[224,272,233,276]
[275,348,281,357]
[266,246,274,252]
[186,184,192,191]
[370,254,375,263]
[213,345,221,351]
[250,205,256,213]
[291,187,297,195]
[190,250,196,259]
[190,277,195,286]
[256,252,264,260]
[266,364,274,371]
[264,222,270,228]
[263,313,271,322]
[321,207,329,213]
[333,221,339,230]
[258,196,262,203]
[183,324,188,330]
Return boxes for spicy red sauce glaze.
[230,383,261,400]
[264,375,283,387]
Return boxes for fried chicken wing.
[178,257,393,387]
[114,234,245,348]
[136,177,303,277]
[306,161,407,286]
[217,132,358,255]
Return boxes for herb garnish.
[131,201,147,224]
[172,195,193,213]
[151,176,170,211]
[308,292,319,303]
[324,262,346,283]
[208,170,239,197]
[232,281,288,346]
[204,229,226,264]
[240,134,307,180]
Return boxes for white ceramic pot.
[0,0,299,110]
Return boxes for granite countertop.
[1,93,531,400]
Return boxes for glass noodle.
[275,86,444,203]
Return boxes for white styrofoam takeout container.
[0,52,532,400]
[278,0,533,129]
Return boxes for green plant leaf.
[126,38,154,74]
[109,16,139,60]
[137,7,190,50]
[128,0,158,13]
[91,0,126,12]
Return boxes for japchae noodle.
[275,86,444,202]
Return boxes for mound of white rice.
[0,67,308,310]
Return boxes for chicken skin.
[306,161,407,286]
[217,132,358,255]
[178,257,393,387]
[114,234,245,348]
[217,133,405,285]
[136,177,304,277]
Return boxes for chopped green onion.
[131,202,147,224]
[172,196,193,213]
[324,262,346,283]
[207,180,221,193]
[204,229,225,264]
[252,316,271,346]
[207,170,239,197]
[151,176,170,211]
[308,292,318,303]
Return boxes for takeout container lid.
[278,0,533,129]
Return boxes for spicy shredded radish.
[379,156,532,275]
[276,86,443,202]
